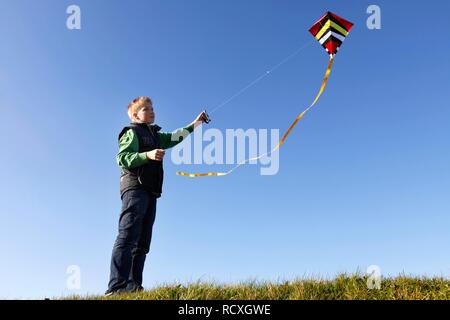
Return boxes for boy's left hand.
[192,111,210,129]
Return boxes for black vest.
[118,123,164,198]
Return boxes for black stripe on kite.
[327,12,353,31]
[317,24,348,39]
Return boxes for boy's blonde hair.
[127,96,152,120]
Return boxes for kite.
[177,11,353,177]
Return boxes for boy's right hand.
[146,149,165,161]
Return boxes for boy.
[106,96,208,295]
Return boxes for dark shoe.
[104,291,116,297]
[104,287,128,297]
[125,281,145,293]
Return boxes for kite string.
[208,40,314,116]
[176,55,334,177]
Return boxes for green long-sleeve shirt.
[117,124,193,169]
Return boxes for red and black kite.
[309,11,354,57]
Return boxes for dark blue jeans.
[107,189,157,293]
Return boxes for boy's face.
[135,102,155,123]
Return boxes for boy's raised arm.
[158,111,209,149]
[158,125,193,150]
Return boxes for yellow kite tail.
[176,56,334,178]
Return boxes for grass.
[63,273,449,300]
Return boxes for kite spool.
[202,109,211,124]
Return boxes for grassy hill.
[66,273,449,300]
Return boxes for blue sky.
[0,0,449,299]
